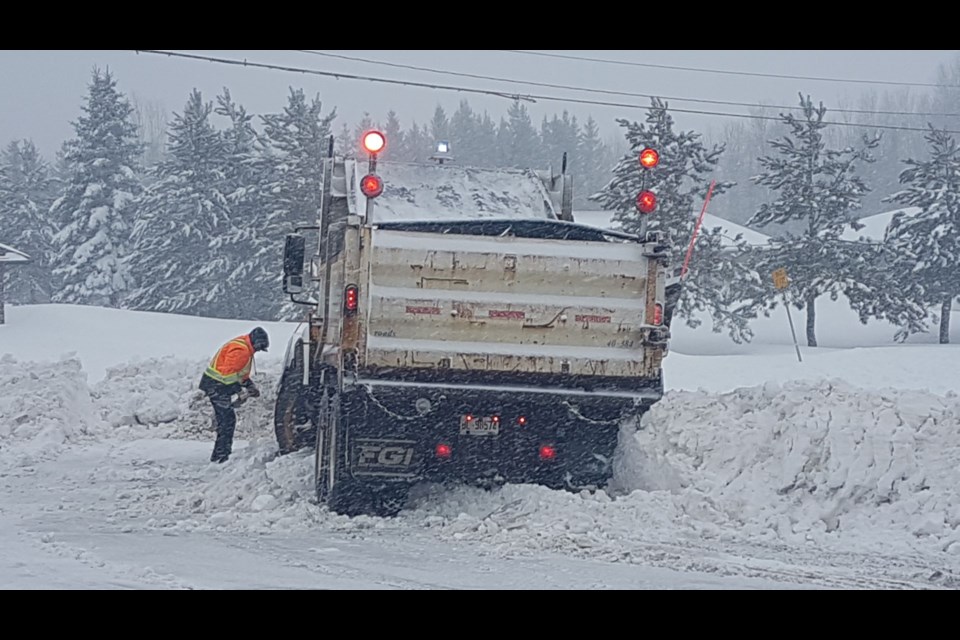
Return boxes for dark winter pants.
[210,393,237,463]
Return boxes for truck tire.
[274,340,312,455]
[314,386,336,503]
[568,420,621,490]
[317,389,409,518]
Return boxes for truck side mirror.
[283,234,306,294]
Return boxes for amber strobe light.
[362,130,386,155]
[639,147,660,169]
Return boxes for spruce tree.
[882,126,960,344]
[215,89,278,320]
[51,68,143,307]
[592,98,759,341]
[577,116,608,209]
[450,101,477,165]
[126,89,235,317]
[260,88,335,319]
[540,111,579,176]
[429,104,450,148]
[749,93,880,347]
[0,140,56,303]
[501,100,540,168]
[475,112,499,167]
[383,110,405,162]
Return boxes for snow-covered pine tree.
[125,89,239,317]
[353,112,376,152]
[261,86,336,226]
[577,116,608,209]
[449,101,478,165]
[540,111,579,177]
[51,68,143,307]
[710,108,780,227]
[881,126,960,344]
[474,112,499,168]
[218,89,290,321]
[749,93,881,347]
[260,88,335,320]
[429,105,450,149]
[0,140,56,303]
[400,122,432,163]
[500,100,540,169]
[334,122,354,159]
[591,98,761,342]
[383,110,405,162]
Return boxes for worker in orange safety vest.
[199,327,269,463]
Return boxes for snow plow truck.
[274,133,674,516]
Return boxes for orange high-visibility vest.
[203,335,255,385]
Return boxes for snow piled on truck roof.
[354,161,557,222]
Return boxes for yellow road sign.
[772,268,789,290]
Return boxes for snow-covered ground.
[2,303,959,589]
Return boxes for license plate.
[460,415,500,436]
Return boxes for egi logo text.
[356,440,415,468]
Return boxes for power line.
[498,50,959,89]
[296,50,960,119]
[131,50,960,135]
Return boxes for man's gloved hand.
[246,384,261,398]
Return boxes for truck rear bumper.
[340,374,661,489]
[355,377,662,403]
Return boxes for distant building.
[0,243,31,325]
[840,207,922,244]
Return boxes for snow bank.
[616,380,960,555]
[0,355,99,462]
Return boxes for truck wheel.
[329,482,409,518]
[563,419,623,491]
[315,388,369,516]
[314,387,339,503]
[274,341,311,455]
[317,390,409,518]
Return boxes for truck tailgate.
[361,227,664,382]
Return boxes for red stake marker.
[681,180,717,280]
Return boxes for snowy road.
[0,441,790,589]
[2,435,953,589]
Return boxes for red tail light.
[517,416,527,425]
[653,303,663,326]
[637,190,657,214]
[344,285,358,315]
[492,416,500,423]
[435,443,452,458]
[360,173,384,198]
[539,445,556,460]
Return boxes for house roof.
[840,207,922,243]
[0,243,31,263]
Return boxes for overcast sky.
[1,50,958,158]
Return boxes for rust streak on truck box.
[406,305,441,315]
[489,310,526,319]
[645,262,658,326]
[575,314,611,324]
